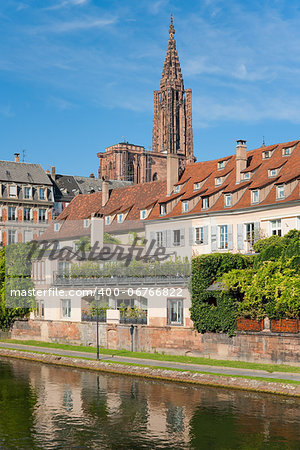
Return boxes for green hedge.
[190,253,253,336]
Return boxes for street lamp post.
[95,287,100,361]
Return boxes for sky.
[1,0,300,176]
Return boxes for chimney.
[14,153,20,163]
[51,166,56,179]
[167,153,180,195]
[236,140,247,184]
[91,213,104,249]
[102,175,109,206]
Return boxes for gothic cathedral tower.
[152,16,194,162]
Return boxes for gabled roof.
[147,139,300,219]
[51,180,167,234]
[0,161,52,185]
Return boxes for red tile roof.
[147,140,300,220]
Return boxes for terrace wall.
[11,319,300,366]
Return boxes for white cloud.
[47,96,76,110]
[32,16,117,33]
[45,0,89,11]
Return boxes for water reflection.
[0,357,299,449]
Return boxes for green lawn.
[1,338,300,374]
[1,344,299,387]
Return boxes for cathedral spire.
[160,15,183,90]
[152,17,194,160]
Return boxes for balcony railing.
[53,263,191,287]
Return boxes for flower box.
[270,319,299,333]
[237,318,264,332]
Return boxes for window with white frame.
[39,209,46,222]
[83,219,89,228]
[9,185,17,197]
[8,206,16,221]
[54,223,60,232]
[61,299,71,319]
[263,150,271,159]
[219,225,228,249]
[160,204,166,215]
[283,147,292,156]
[202,197,209,209]
[218,161,225,169]
[24,186,31,199]
[195,227,204,243]
[243,172,250,180]
[173,230,181,246]
[269,169,277,177]
[225,194,232,207]
[251,190,259,203]
[167,298,183,325]
[270,219,282,236]
[215,177,222,186]
[39,188,45,200]
[23,207,31,221]
[105,216,110,225]
[156,231,163,247]
[194,182,200,190]
[245,223,255,246]
[8,230,16,245]
[174,185,180,193]
[58,261,70,277]
[117,213,124,223]
[277,185,285,199]
[182,201,188,213]
[32,261,45,281]
[35,300,45,318]
[140,210,147,220]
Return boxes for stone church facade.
[97,17,195,183]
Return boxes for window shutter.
[254,222,260,242]
[211,226,217,251]
[203,226,208,245]
[166,230,171,247]
[162,230,166,247]
[189,227,194,245]
[228,224,233,250]
[180,228,185,246]
[237,224,244,250]
[150,232,155,246]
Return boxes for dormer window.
[194,182,200,191]
[215,177,222,186]
[283,147,292,156]
[174,185,180,193]
[160,204,166,216]
[263,150,271,159]
[9,185,17,197]
[39,188,45,200]
[277,185,285,199]
[251,190,259,203]
[24,186,31,199]
[182,201,188,213]
[218,161,225,169]
[202,197,209,209]
[105,216,111,225]
[54,223,60,232]
[243,172,250,180]
[140,210,147,220]
[83,219,89,228]
[117,214,124,223]
[269,169,277,177]
[225,194,232,207]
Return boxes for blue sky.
[1,0,300,175]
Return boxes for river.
[0,357,299,449]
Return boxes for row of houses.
[18,137,300,334]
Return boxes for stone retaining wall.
[11,319,300,366]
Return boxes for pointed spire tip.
[169,14,175,37]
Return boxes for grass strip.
[0,346,299,386]
[1,338,300,375]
